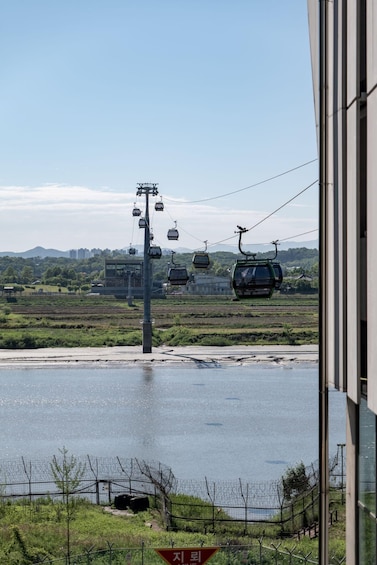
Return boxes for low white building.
[185,274,232,296]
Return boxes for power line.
[163,158,317,204]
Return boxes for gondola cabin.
[132,206,142,217]
[167,227,179,240]
[149,246,162,259]
[192,252,210,269]
[232,260,276,299]
[138,218,147,228]
[272,262,283,290]
[168,266,189,285]
[155,201,164,211]
[128,247,136,255]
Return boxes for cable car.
[272,262,283,290]
[167,221,179,241]
[232,260,276,299]
[138,217,147,228]
[128,246,136,255]
[168,266,189,285]
[155,198,164,211]
[231,228,280,300]
[192,241,210,269]
[192,252,210,269]
[149,230,154,241]
[132,203,142,217]
[149,246,162,259]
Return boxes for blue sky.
[0,1,318,252]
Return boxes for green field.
[0,293,318,348]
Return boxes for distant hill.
[0,247,69,258]
[0,240,318,259]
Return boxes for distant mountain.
[0,247,69,258]
[0,240,318,259]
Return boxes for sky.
[0,0,318,253]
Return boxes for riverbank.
[0,344,318,367]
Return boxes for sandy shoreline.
[0,345,318,368]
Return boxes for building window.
[358,398,377,563]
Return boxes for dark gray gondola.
[232,261,276,299]
[167,228,179,240]
[192,252,210,269]
[231,229,281,300]
[155,200,164,211]
[272,262,283,290]
[138,218,147,228]
[168,266,189,285]
[128,247,136,255]
[149,246,162,259]
[132,205,142,217]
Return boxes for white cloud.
[0,184,318,251]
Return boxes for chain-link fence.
[0,455,346,564]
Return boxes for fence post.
[256,537,263,564]
[107,541,114,565]
[141,540,145,565]
[95,480,100,505]
[270,542,281,565]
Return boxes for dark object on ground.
[129,496,149,512]
[114,493,133,510]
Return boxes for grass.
[0,293,318,348]
[0,491,345,564]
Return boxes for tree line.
[0,248,318,291]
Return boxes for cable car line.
[240,179,318,235]
[278,228,318,243]
[205,179,318,250]
[163,158,317,204]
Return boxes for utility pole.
[136,183,159,353]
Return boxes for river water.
[0,363,345,482]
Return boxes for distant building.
[90,258,164,298]
[185,274,232,296]
[69,249,77,259]
[77,248,90,259]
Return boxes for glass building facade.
[307,0,377,562]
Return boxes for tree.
[20,266,34,284]
[282,461,311,501]
[1,266,18,284]
[50,447,86,564]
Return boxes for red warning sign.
[155,547,219,565]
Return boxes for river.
[0,363,345,482]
